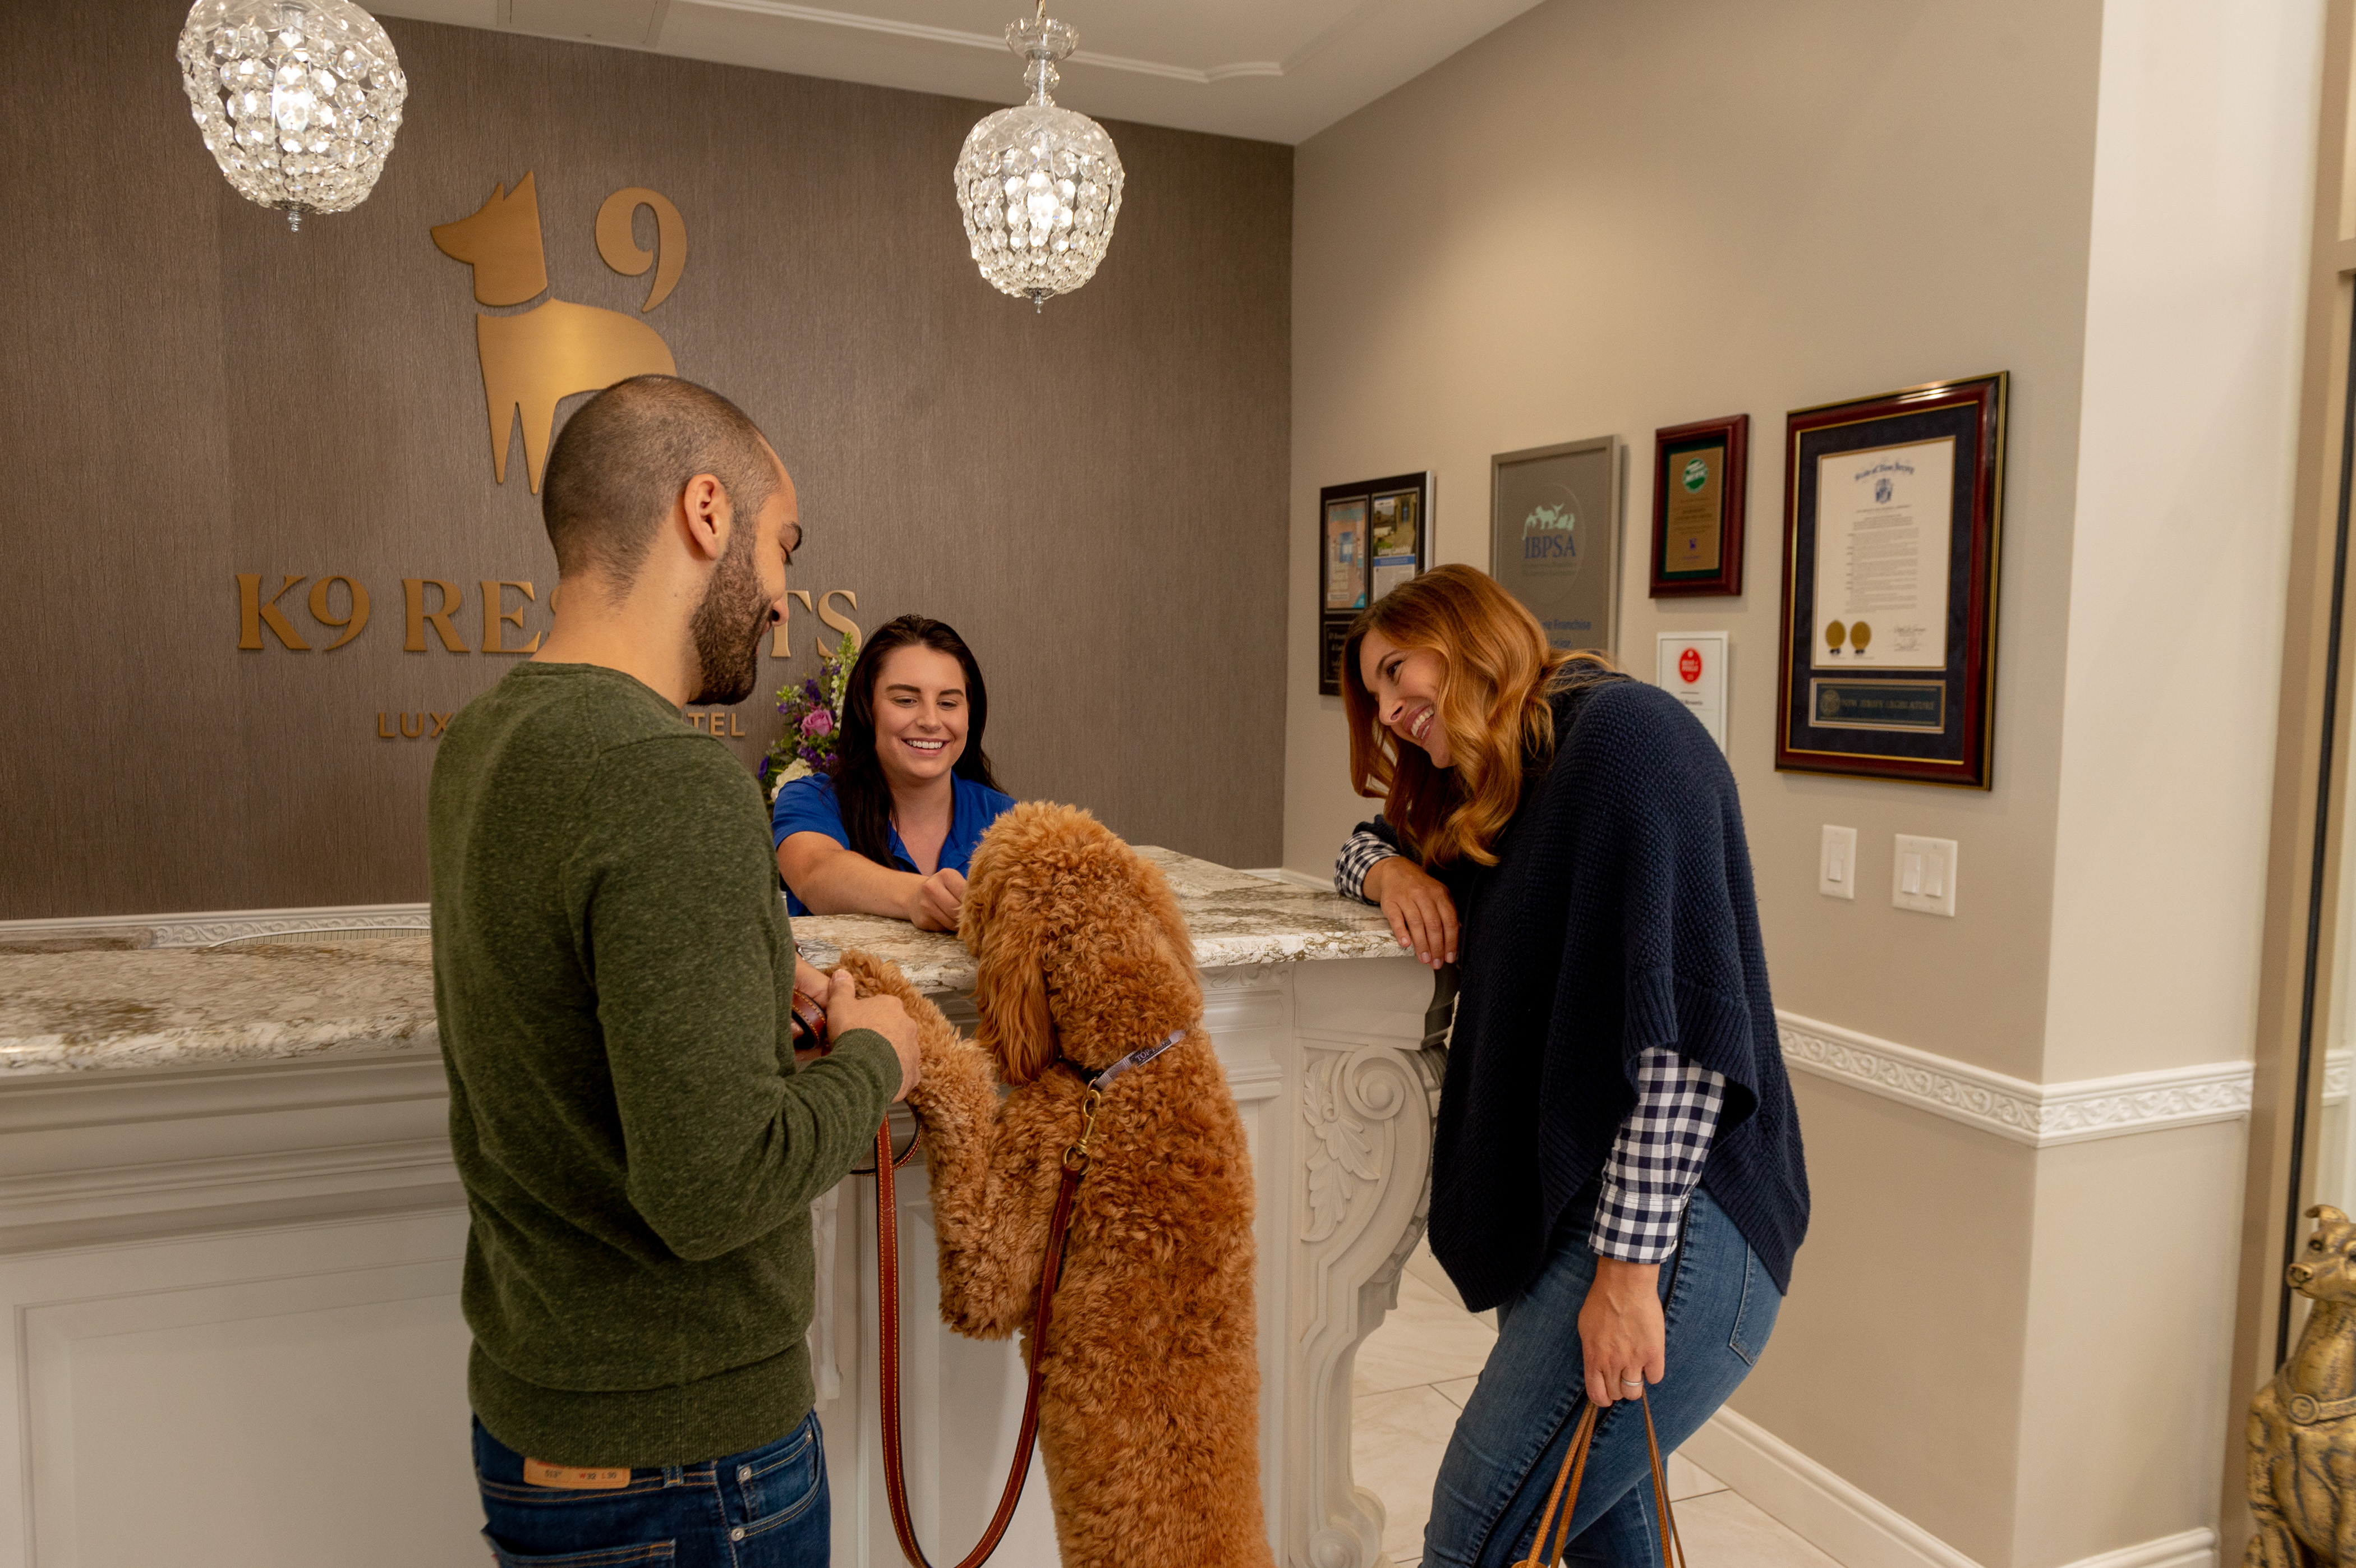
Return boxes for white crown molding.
[1684,1405,2217,1568]
[689,0,1287,84]
[1777,1011,2252,1148]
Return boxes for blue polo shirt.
[770,771,1018,917]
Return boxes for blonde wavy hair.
[1340,564,1612,867]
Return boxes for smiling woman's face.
[871,643,969,788]
[1359,628,1452,768]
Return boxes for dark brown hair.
[832,615,1004,868]
[541,375,777,582]
[1340,564,1613,867]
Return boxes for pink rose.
[800,709,835,739]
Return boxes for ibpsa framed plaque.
[1490,435,1622,656]
[1318,471,1432,695]
[1774,374,2008,788]
[1651,414,1748,598]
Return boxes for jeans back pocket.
[481,1531,677,1566]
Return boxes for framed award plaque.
[1651,414,1747,598]
[1774,373,2008,788]
[1318,471,1432,695]
[1490,435,1623,656]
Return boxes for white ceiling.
[368,0,1544,144]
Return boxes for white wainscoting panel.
[2,1210,475,1568]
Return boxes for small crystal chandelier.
[952,2,1125,311]
[177,0,408,232]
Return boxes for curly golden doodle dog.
[2249,1204,2356,1566]
[842,802,1272,1568]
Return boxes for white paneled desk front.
[0,850,1448,1568]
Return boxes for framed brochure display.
[1490,435,1623,656]
[1774,373,2008,787]
[1651,414,1748,597]
[1318,471,1432,695]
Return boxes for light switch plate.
[1818,825,1857,900]
[1893,834,1958,917]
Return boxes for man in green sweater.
[429,375,919,1565]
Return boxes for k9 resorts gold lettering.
[236,574,861,738]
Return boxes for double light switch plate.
[1893,834,1958,917]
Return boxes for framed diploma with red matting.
[1775,374,2007,788]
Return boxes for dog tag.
[523,1458,631,1490]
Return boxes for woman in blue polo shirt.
[773,615,1015,930]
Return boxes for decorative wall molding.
[1684,1406,2218,1568]
[2328,1047,2350,1108]
[1777,1011,2251,1148]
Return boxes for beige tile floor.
[1350,1243,1840,1568]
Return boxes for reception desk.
[0,852,1448,1568]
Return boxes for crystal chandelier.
[177,0,408,232]
[952,3,1124,311]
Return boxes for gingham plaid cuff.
[1334,830,1400,904]
[1590,1046,1727,1264]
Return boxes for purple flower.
[757,757,771,780]
[803,678,822,701]
[801,709,834,739]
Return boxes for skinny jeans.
[1421,1188,1780,1566]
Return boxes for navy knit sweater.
[1419,676,1809,1311]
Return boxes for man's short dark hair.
[541,376,780,582]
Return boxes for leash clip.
[1062,1085,1104,1173]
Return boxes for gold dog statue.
[2249,1204,2356,1565]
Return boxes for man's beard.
[687,528,769,708]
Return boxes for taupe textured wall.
[0,6,1290,920]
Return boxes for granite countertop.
[0,850,1395,1078]
[789,847,1396,990]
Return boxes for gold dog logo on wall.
[432,172,687,493]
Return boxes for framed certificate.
[1774,374,2008,787]
[1319,471,1432,695]
[1651,415,1748,598]
[1491,435,1623,656]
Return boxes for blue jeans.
[1423,1189,1781,1567]
[473,1411,829,1566]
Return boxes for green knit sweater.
[427,661,898,1467]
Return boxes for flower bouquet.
[761,631,859,801]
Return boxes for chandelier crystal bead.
[953,11,1124,311]
[177,0,408,231]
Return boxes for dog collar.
[2278,1372,2356,1426]
[1077,1029,1186,1093]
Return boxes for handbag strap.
[1513,1390,1688,1568]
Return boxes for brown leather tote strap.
[1513,1391,1684,1568]
[875,1119,1084,1568]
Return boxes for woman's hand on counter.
[904,868,968,932]
[1363,856,1458,968]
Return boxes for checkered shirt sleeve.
[1334,828,1402,904]
[1590,1047,1727,1264]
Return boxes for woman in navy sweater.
[1336,565,1808,1566]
